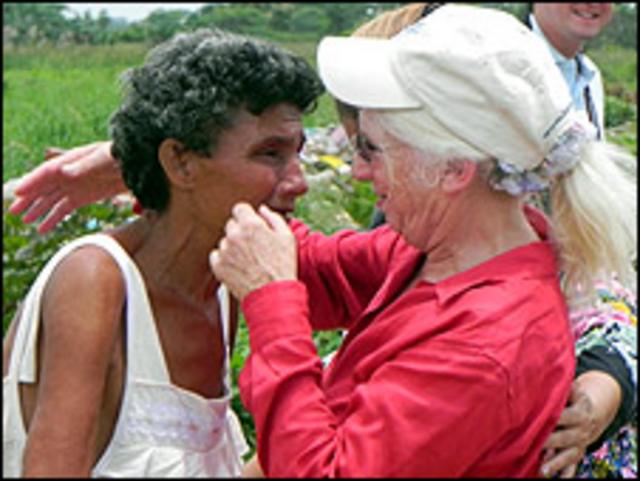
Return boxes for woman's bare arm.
[22,246,126,476]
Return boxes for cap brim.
[317,36,421,110]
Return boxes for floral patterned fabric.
[571,279,637,478]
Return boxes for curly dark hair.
[109,28,324,212]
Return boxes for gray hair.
[109,28,324,212]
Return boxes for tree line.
[3,3,637,49]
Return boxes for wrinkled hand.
[541,371,622,478]
[209,203,297,302]
[8,141,126,234]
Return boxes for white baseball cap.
[317,4,583,170]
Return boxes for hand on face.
[209,202,297,302]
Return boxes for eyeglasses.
[349,132,386,164]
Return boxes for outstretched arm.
[8,141,127,234]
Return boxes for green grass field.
[2,42,342,182]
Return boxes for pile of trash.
[300,124,354,183]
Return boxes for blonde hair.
[352,3,429,39]
[551,141,637,307]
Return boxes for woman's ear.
[440,159,477,193]
[158,138,198,189]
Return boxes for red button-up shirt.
[239,207,575,477]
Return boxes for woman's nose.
[280,160,309,198]
[351,154,374,181]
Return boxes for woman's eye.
[353,134,381,163]
[365,139,380,152]
[259,150,288,167]
[262,150,282,160]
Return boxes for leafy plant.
[605,95,637,128]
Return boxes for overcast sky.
[64,3,207,22]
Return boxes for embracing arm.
[541,369,623,478]
[22,245,125,476]
[542,297,637,478]
[576,341,635,445]
[8,141,127,234]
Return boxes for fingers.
[226,202,293,240]
[229,203,269,234]
[258,204,290,233]
[20,192,63,224]
[8,194,35,216]
[11,161,60,203]
[542,391,589,479]
[540,446,581,478]
[61,142,113,177]
[544,426,585,451]
[209,249,220,272]
[541,448,554,464]
[553,385,592,429]
[44,147,67,161]
[560,463,577,478]
[553,402,584,429]
[231,202,259,222]
[37,198,75,234]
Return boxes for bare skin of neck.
[113,210,222,307]
[415,190,540,286]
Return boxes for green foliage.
[3,3,406,47]
[607,120,638,156]
[589,45,638,103]
[3,65,126,181]
[290,6,331,34]
[3,201,134,330]
[588,3,638,50]
[3,2,638,51]
[3,42,149,70]
[605,95,637,128]
[3,3,69,44]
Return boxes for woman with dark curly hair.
[2,28,323,477]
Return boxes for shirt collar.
[528,15,595,89]
[530,14,572,65]
[364,206,559,314]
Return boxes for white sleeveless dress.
[3,234,249,477]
